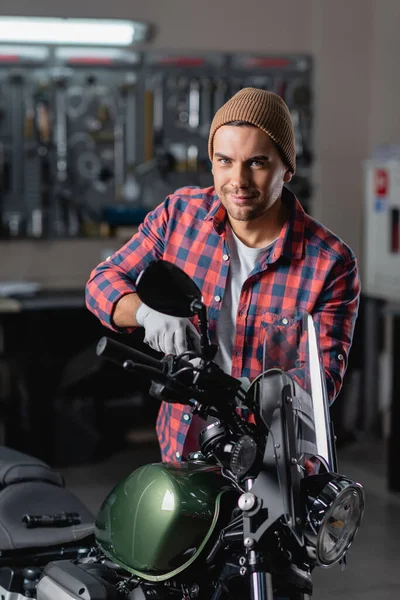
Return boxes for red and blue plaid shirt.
[86,186,360,462]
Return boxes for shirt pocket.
[256,307,309,368]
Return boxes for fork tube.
[250,570,273,600]
[249,549,273,600]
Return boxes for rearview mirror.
[136,260,203,318]
[136,260,216,360]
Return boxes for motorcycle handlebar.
[96,336,163,371]
[96,335,196,405]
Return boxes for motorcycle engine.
[35,559,202,600]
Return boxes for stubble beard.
[220,178,286,222]
[220,188,269,222]
[225,203,265,222]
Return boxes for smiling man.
[85,87,360,464]
[211,123,292,244]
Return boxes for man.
[86,87,360,463]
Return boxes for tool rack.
[0,47,313,238]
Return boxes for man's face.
[212,125,292,222]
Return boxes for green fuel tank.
[95,461,236,582]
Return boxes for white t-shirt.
[214,225,276,374]
[183,228,275,458]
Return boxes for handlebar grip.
[96,336,163,370]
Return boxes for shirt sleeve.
[313,254,361,404]
[85,197,169,332]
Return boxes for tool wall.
[0,46,313,239]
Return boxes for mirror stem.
[191,300,217,360]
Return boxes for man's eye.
[218,158,230,165]
[251,160,264,167]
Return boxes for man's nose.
[230,164,250,188]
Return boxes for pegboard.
[0,46,313,239]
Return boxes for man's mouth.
[230,194,255,205]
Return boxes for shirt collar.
[270,187,306,262]
[204,187,306,260]
[204,191,227,233]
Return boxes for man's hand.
[136,303,201,355]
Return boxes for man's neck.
[228,198,289,248]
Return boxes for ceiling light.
[0,17,148,46]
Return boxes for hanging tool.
[213,78,227,113]
[0,142,6,236]
[115,73,140,203]
[187,145,199,172]
[24,88,43,238]
[188,78,200,130]
[66,84,89,121]
[113,114,125,202]
[8,69,26,236]
[144,87,154,162]
[175,75,190,126]
[152,75,164,136]
[51,68,78,236]
[33,81,52,237]
[120,73,137,169]
[199,77,213,138]
[290,80,312,166]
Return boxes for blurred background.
[0,1,399,597]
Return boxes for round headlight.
[304,475,365,567]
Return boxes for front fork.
[243,479,274,600]
[249,552,273,600]
[249,559,311,600]
[242,481,310,600]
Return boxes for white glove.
[136,302,201,355]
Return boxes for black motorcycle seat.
[0,446,64,488]
[0,447,94,551]
[0,480,95,551]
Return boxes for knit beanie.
[208,87,296,173]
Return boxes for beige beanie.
[208,87,296,173]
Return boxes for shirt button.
[282,318,289,325]
[175,452,181,459]
[222,254,229,261]
[214,295,221,302]
[183,413,191,421]
[338,354,344,361]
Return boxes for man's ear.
[283,170,293,183]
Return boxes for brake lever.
[123,359,195,404]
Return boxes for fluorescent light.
[0,17,148,46]
[55,47,141,64]
[0,44,49,60]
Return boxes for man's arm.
[85,199,167,332]
[313,254,361,404]
[112,293,143,328]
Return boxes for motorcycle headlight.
[303,473,365,567]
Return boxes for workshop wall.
[0,1,314,53]
[2,0,399,268]
[367,1,400,151]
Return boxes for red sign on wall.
[375,169,389,197]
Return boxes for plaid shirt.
[86,186,360,462]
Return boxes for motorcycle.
[0,259,365,600]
